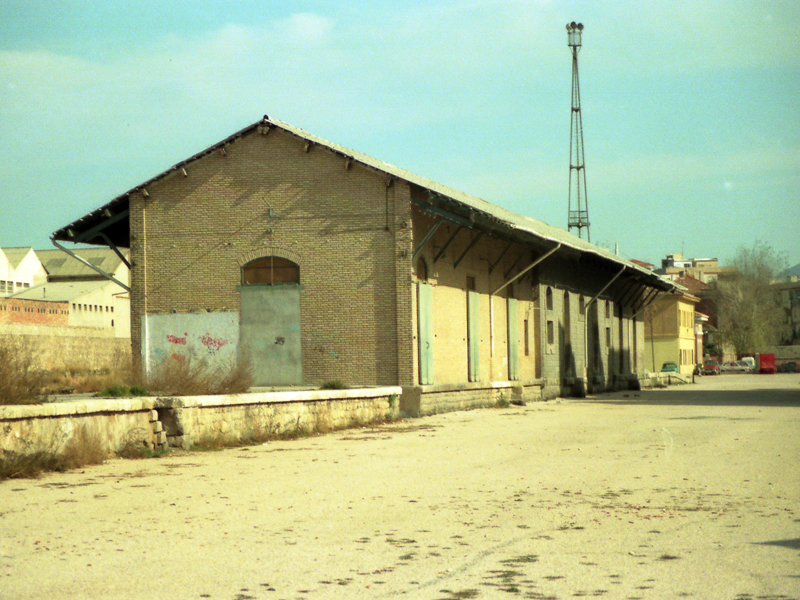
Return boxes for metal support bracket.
[488,243,511,274]
[492,243,561,295]
[434,225,463,263]
[412,220,444,262]
[453,231,484,269]
[50,237,131,292]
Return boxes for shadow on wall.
[559,322,583,397]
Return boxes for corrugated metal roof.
[52,115,674,290]
[267,117,667,284]
[9,280,119,302]
[34,248,127,279]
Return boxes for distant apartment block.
[654,252,737,283]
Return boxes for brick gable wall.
[130,128,412,386]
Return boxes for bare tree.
[716,242,787,355]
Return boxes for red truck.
[758,353,776,374]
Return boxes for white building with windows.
[1,246,130,338]
[0,247,47,297]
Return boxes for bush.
[96,385,150,398]
[98,385,130,398]
[0,338,45,405]
[0,425,107,480]
[321,380,348,390]
[0,339,136,403]
[146,355,253,396]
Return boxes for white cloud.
[277,13,335,46]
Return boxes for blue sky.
[1,0,798,267]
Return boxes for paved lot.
[2,373,799,600]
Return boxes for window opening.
[524,319,529,356]
[243,257,299,285]
[417,257,428,281]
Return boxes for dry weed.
[0,337,46,404]
[147,355,253,396]
[0,425,107,480]
[116,428,161,459]
[58,425,107,470]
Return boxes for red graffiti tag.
[167,333,188,345]
[200,333,228,353]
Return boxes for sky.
[1,0,798,268]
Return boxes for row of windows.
[0,304,70,315]
[72,303,114,313]
[0,281,31,293]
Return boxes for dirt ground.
[2,373,799,600]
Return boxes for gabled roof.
[0,247,36,270]
[52,115,675,292]
[629,259,654,269]
[674,274,710,295]
[34,248,128,280]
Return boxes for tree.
[715,242,788,355]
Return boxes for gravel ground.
[2,373,799,600]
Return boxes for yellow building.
[644,291,699,377]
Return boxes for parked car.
[660,361,680,373]
[740,357,756,370]
[721,361,752,373]
[702,360,720,375]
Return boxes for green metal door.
[417,282,434,385]
[468,290,480,382]
[508,298,518,380]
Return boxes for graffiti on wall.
[144,312,239,377]
[167,333,188,345]
[200,333,229,354]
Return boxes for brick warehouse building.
[52,116,674,414]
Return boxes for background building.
[0,247,130,372]
[644,290,699,376]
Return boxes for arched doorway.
[239,257,303,385]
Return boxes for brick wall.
[124,124,657,403]
[411,212,539,389]
[0,298,68,326]
[130,129,410,387]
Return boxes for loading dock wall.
[1,388,402,460]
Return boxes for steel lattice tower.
[567,21,590,241]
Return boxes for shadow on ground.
[580,374,800,408]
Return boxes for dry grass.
[0,339,136,403]
[0,425,107,480]
[0,337,46,404]
[146,355,253,396]
[116,429,167,459]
